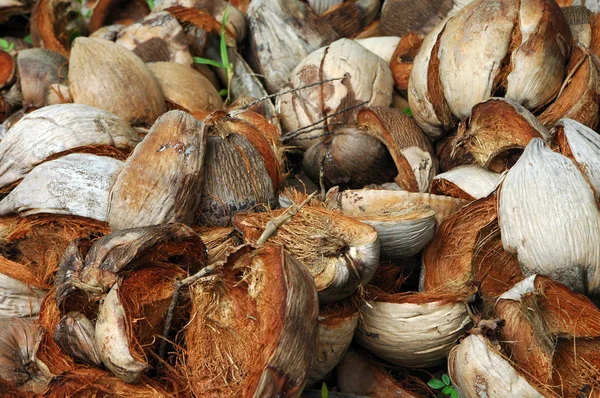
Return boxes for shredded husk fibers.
[178,245,319,397]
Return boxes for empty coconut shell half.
[430,165,502,201]
[234,205,379,304]
[0,103,138,191]
[108,110,207,231]
[277,38,393,150]
[177,245,319,397]
[86,0,150,34]
[68,37,166,125]
[198,109,283,227]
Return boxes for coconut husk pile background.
[1,0,600,397]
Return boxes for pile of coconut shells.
[1,0,600,396]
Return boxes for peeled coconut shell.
[233,205,379,304]
[178,245,319,397]
[68,37,166,125]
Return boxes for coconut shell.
[108,110,206,230]
[68,37,166,125]
[234,206,379,304]
[179,245,319,397]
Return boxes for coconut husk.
[320,0,379,38]
[430,165,502,201]
[178,245,319,397]
[421,194,497,293]
[30,0,80,57]
[198,110,283,227]
[194,226,238,266]
[552,338,600,398]
[233,206,379,304]
[87,0,150,33]
[53,312,101,367]
[355,36,402,65]
[16,49,67,110]
[390,32,423,92]
[0,51,15,91]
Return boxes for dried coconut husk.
[108,110,206,230]
[198,110,283,227]
[326,188,466,225]
[307,296,359,386]
[147,62,223,114]
[539,45,600,130]
[390,32,423,92]
[56,223,207,305]
[448,334,546,398]
[87,0,150,33]
[431,164,502,201]
[356,276,473,368]
[53,312,101,367]
[43,366,182,397]
[69,37,166,126]
[16,49,67,110]
[336,348,433,398]
[421,193,497,292]
[562,6,591,47]
[0,0,33,24]
[354,36,401,65]
[319,0,380,38]
[30,0,82,57]
[178,245,319,397]
[194,226,238,266]
[0,103,139,190]
[449,98,550,172]
[116,11,193,65]
[0,317,52,394]
[551,338,600,397]
[233,206,379,304]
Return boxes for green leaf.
[428,379,446,389]
[146,0,155,9]
[193,57,226,69]
[450,390,459,398]
[321,382,328,398]
[220,5,230,67]
[85,8,92,18]
[24,35,32,45]
[436,394,445,398]
[219,89,228,97]
[442,374,451,385]
[402,107,413,117]
[0,39,9,51]
[442,386,454,395]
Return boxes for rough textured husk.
[87,0,150,33]
[307,298,358,386]
[421,194,497,292]
[16,49,67,109]
[179,245,319,397]
[276,38,394,150]
[68,37,166,125]
[499,138,600,295]
[246,0,339,94]
[380,0,472,36]
[147,62,223,114]
[320,0,380,38]
[539,45,600,130]
[30,0,76,57]
[448,334,545,398]
[551,338,600,398]
[195,226,238,266]
[451,98,549,172]
[431,165,502,201]
[0,154,123,222]
[116,11,193,65]
[198,110,282,227]
[234,206,379,304]
[0,104,139,190]
[357,106,437,192]
[389,32,423,91]
[356,287,472,368]
[108,110,207,230]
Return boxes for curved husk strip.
[307,298,358,386]
[16,49,67,110]
[451,98,549,172]
[30,0,80,57]
[539,45,600,130]
[179,245,319,397]
[0,154,123,221]
[0,318,51,394]
[421,194,497,292]
[448,334,545,398]
[116,11,193,65]
[56,223,206,302]
[319,0,380,38]
[276,38,393,150]
[553,118,600,196]
[336,348,432,398]
[69,37,166,125]
[358,106,437,192]
[562,5,591,47]
[233,206,379,304]
[87,0,150,33]
[247,0,338,93]
[108,110,206,230]
[389,32,423,91]
[198,110,282,226]
[53,312,101,367]
[499,138,600,294]
[431,165,502,201]
[195,226,237,266]
[0,104,139,190]
[356,288,472,368]
[327,188,466,226]
[147,62,223,113]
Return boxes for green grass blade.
[193,57,226,69]
[220,5,231,67]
